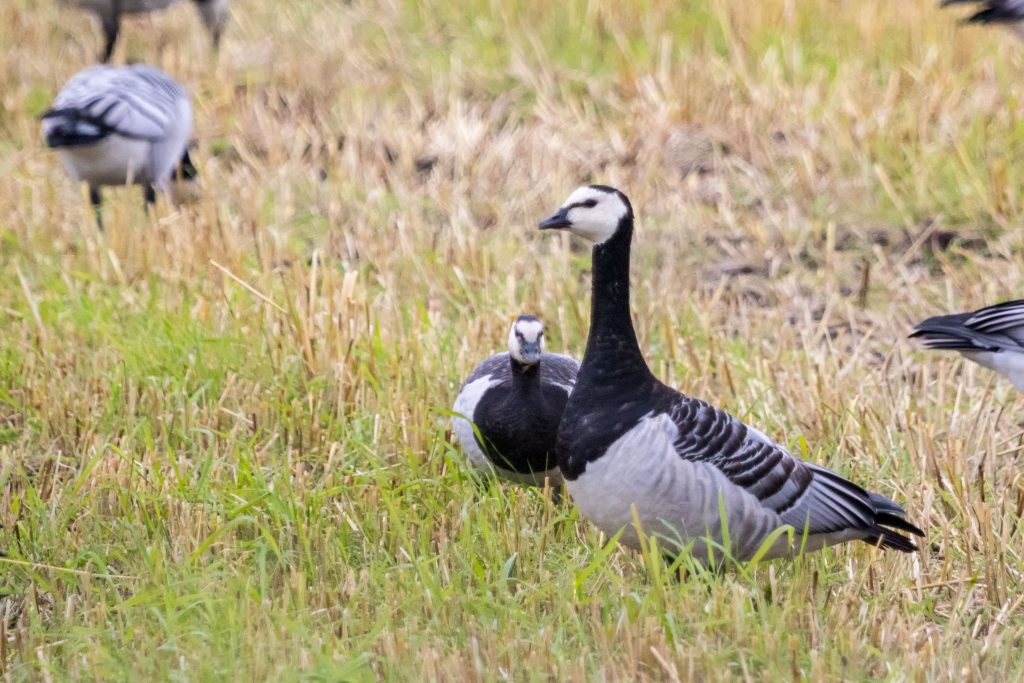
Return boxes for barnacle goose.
[941,1,1024,39]
[452,315,580,488]
[911,299,1024,392]
[61,0,230,62]
[538,185,924,564]
[41,64,195,224]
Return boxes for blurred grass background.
[2,0,1024,679]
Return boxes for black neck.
[510,359,542,392]
[579,219,653,385]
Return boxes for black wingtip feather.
[44,128,106,149]
[862,492,923,552]
[875,511,925,538]
[916,339,985,351]
[969,8,1024,25]
[909,318,998,351]
[866,526,919,553]
[939,1,1024,24]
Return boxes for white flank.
[57,136,151,187]
[963,350,1024,393]
[567,413,793,562]
[451,375,500,474]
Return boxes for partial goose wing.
[539,353,579,393]
[42,65,189,146]
[63,0,181,12]
[123,0,182,13]
[451,353,511,475]
[666,393,923,550]
[452,353,511,425]
[942,0,1024,26]
[460,353,511,388]
[911,299,1024,353]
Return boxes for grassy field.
[2,0,1024,679]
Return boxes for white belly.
[962,350,1024,393]
[566,413,788,563]
[57,136,153,187]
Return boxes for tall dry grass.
[1,0,1024,679]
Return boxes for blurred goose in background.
[61,0,230,62]
[41,63,195,226]
[452,315,579,489]
[911,300,1024,392]
[941,1,1024,40]
[538,185,923,565]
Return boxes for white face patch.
[514,318,543,343]
[508,317,545,364]
[560,186,629,244]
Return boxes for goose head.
[508,315,545,365]
[538,184,633,244]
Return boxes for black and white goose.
[42,64,195,222]
[62,0,230,62]
[538,185,924,563]
[911,300,1024,392]
[452,315,580,487]
[941,1,1024,40]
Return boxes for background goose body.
[942,0,1024,39]
[911,299,1024,392]
[62,0,229,62]
[452,316,579,487]
[540,185,923,563]
[42,64,195,213]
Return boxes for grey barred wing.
[46,65,188,142]
[911,299,1024,352]
[964,300,1024,344]
[461,353,511,388]
[539,353,579,393]
[665,396,878,535]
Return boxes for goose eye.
[582,199,597,208]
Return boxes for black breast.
[555,376,667,480]
[473,380,569,475]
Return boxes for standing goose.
[41,63,195,225]
[538,185,923,564]
[941,1,1024,40]
[62,0,230,62]
[452,315,580,488]
[911,299,1024,392]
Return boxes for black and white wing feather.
[911,299,1024,353]
[42,65,189,147]
[942,0,1024,25]
[538,353,579,392]
[458,352,577,392]
[666,394,923,551]
[460,353,509,388]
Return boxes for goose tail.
[909,312,992,352]
[862,491,925,553]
